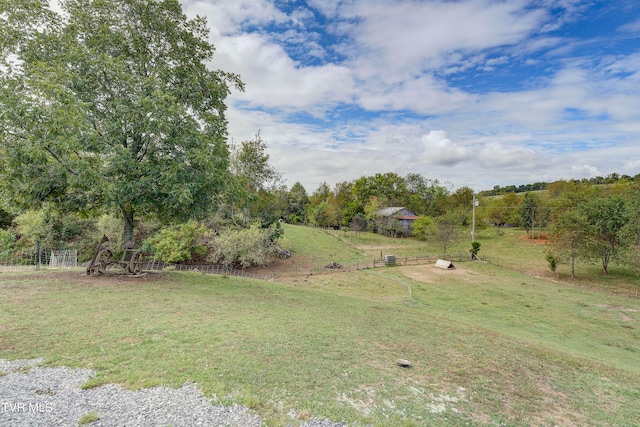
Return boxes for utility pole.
[472,193,477,243]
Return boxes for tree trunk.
[602,253,609,275]
[121,206,135,243]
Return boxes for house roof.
[377,207,410,217]
[378,206,417,219]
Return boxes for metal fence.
[0,247,78,270]
[142,260,275,281]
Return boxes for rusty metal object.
[87,235,145,276]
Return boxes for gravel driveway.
[0,359,344,427]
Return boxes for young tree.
[433,212,460,255]
[550,208,587,278]
[285,182,310,224]
[230,131,281,193]
[486,192,520,227]
[0,0,243,241]
[226,132,282,226]
[519,192,540,238]
[411,216,435,241]
[579,195,631,274]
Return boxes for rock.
[324,262,343,269]
[396,359,412,368]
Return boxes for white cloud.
[623,160,640,174]
[182,0,288,36]
[419,131,472,166]
[477,141,539,169]
[345,0,546,79]
[178,0,640,192]
[215,34,356,112]
[569,164,601,179]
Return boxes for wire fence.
[0,247,77,270]
[141,260,275,281]
[0,236,468,280]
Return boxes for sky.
[179,0,640,192]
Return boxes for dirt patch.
[518,233,550,245]
[596,304,637,322]
[398,264,477,285]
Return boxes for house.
[376,207,419,237]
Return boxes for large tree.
[0,0,243,241]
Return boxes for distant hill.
[478,173,639,196]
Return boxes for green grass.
[78,411,100,425]
[1,266,639,426]
[279,224,370,272]
[475,226,640,295]
[1,224,639,426]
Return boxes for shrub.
[207,222,278,268]
[13,210,47,246]
[142,222,209,263]
[95,215,124,249]
[546,253,558,272]
[470,241,481,259]
[412,216,435,241]
[0,229,16,257]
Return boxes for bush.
[470,241,481,259]
[412,216,435,241]
[13,210,47,246]
[95,215,124,249]
[0,229,16,257]
[207,222,278,268]
[142,222,209,263]
[546,253,558,272]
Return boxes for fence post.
[36,240,41,270]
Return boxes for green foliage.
[411,216,435,241]
[11,209,100,260]
[518,192,540,237]
[577,195,631,274]
[78,411,100,425]
[207,222,279,268]
[142,222,209,263]
[545,252,558,272]
[223,132,284,227]
[485,192,521,226]
[470,241,481,258]
[95,215,124,250]
[433,212,460,255]
[0,229,16,256]
[230,131,281,193]
[286,182,310,224]
[0,208,13,229]
[13,210,47,245]
[0,0,243,241]
[550,208,587,278]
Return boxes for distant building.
[376,207,418,237]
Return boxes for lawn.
[1,224,639,426]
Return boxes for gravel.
[0,358,346,427]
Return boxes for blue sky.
[182,0,640,192]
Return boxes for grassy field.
[1,224,639,426]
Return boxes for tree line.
[481,173,640,196]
